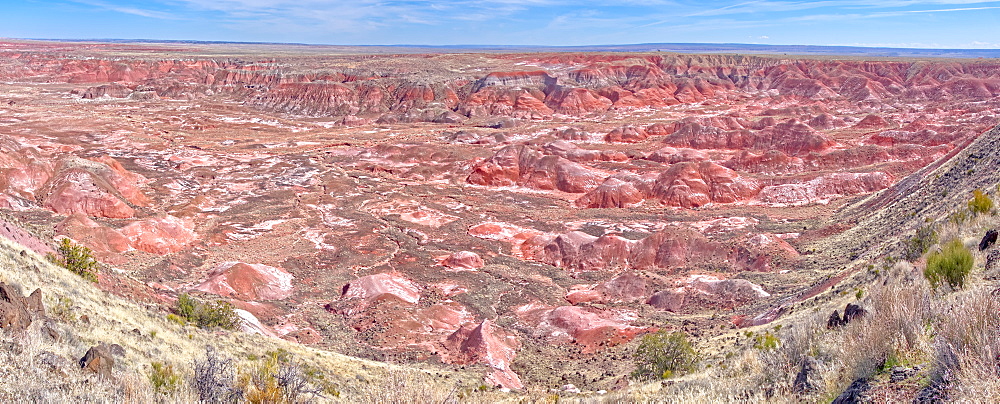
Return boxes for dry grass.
[0,236,488,402]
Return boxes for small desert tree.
[48,238,99,283]
[924,239,973,290]
[968,189,994,215]
[632,330,700,380]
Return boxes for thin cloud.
[71,0,179,19]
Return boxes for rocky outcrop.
[979,229,997,251]
[827,303,866,328]
[0,283,44,331]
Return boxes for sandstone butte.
[0,40,998,391]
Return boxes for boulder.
[793,357,821,394]
[79,344,114,379]
[842,303,866,323]
[979,229,997,251]
[827,310,844,329]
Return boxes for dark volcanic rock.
[979,229,997,251]
[832,378,870,404]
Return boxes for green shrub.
[903,225,938,262]
[924,239,973,290]
[48,295,77,323]
[175,293,240,330]
[968,189,994,215]
[47,238,98,283]
[753,331,780,351]
[150,362,182,394]
[632,330,700,380]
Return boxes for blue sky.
[2,1,1000,47]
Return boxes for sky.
[1,1,1000,48]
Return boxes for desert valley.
[1,38,1000,402]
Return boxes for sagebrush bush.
[47,238,98,283]
[175,294,239,330]
[632,330,700,380]
[903,224,938,262]
[239,349,323,404]
[924,239,973,290]
[193,347,244,403]
[149,362,182,394]
[968,189,994,215]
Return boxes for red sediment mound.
[757,172,893,205]
[604,126,648,143]
[652,161,761,208]
[196,262,294,301]
[524,227,730,272]
[467,145,603,193]
[39,158,147,219]
[341,273,421,307]
[732,233,801,272]
[853,114,889,130]
[442,320,522,390]
[724,150,804,174]
[441,251,484,270]
[54,214,132,255]
[545,87,613,114]
[574,175,651,208]
[645,147,708,164]
[543,141,627,163]
[119,215,197,254]
[648,274,771,312]
[524,305,651,354]
[566,273,648,304]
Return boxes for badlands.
[0,39,999,393]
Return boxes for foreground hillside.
[0,39,999,399]
[0,232,505,402]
